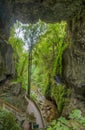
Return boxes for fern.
[51,84,66,114]
[47,109,85,130]
[0,109,22,130]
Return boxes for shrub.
[0,109,22,130]
[51,83,66,115]
[47,109,85,130]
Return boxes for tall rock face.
[0,0,85,114]
[62,11,85,115]
[63,11,85,94]
[0,39,15,82]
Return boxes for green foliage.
[69,109,82,120]
[33,21,68,75]
[47,109,85,130]
[0,109,21,130]
[51,84,66,114]
[45,22,68,76]
[32,21,69,96]
[47,118,70,130]
[9,20,69,102]
[9,22,28,89]
[69,109,85,127]
[9,20,46,92]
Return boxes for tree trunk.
[27,49,32,98]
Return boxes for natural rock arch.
[0,0,84,35]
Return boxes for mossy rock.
[0,109,22,130]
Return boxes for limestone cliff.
[63,11,85,94]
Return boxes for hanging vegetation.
[9,20,69,113]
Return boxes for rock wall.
[63,11,85,94]
[0,39,15,82]
[62,11,85,116]
[0,0,84,36]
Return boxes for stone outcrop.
[0,0,85,115]
[0,81,27,112]
[0,39,15,82]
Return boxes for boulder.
[11,82,21,96]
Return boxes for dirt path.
[25,96,44,128]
